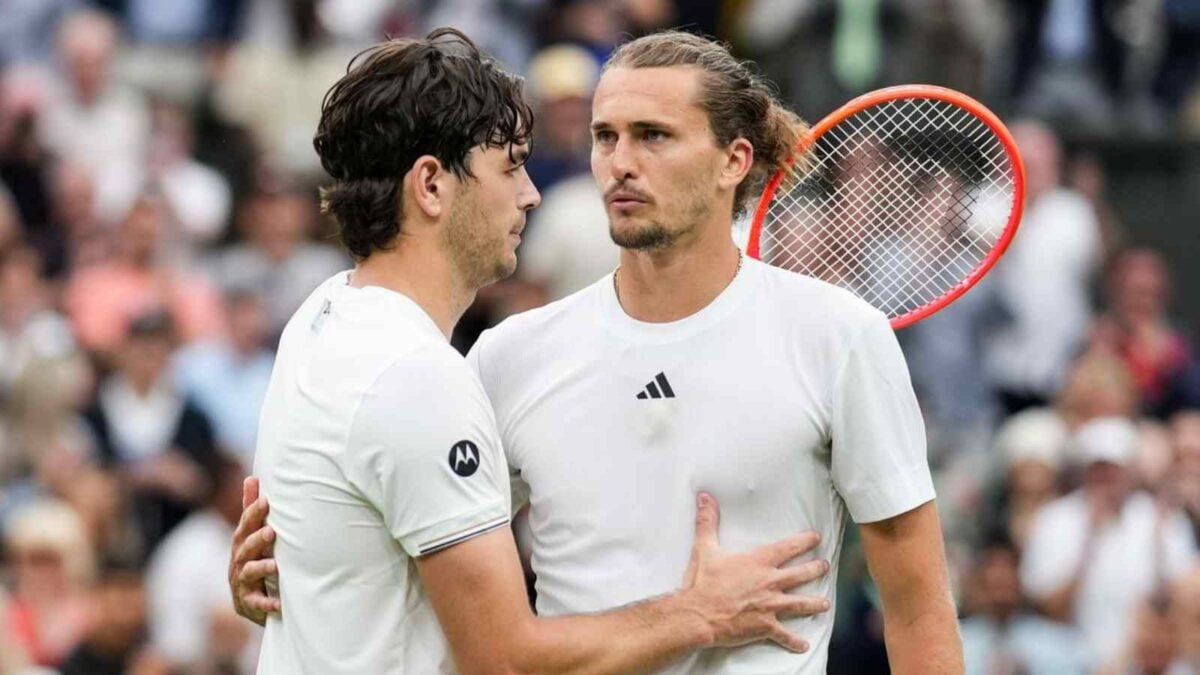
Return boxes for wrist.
[666,589,719,649]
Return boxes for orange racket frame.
[747,85,1026,329]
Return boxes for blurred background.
[0,1,1197,674]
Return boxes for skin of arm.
[859,501,963,675]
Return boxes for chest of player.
[501,329,833,512]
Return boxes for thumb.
[243,476,260,510]
[684,492,720,585]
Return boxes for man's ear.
[718,137,754,191]
[408,155,450,219]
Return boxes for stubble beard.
[443,190,516,291]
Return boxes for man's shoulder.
[748,259,888,338]
[475,277,606,353]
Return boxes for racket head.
[747,85,1025,329]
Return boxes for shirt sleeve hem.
[845,463,937,524]
[398,500,510,557]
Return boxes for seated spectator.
[1091,248,1195,417]
[0,245,75,397]
[82,311,220,555]
[63,195,225,356]
[980,408,1069,549]
[146,454,260,673]
[2,499,93,669]
[39,10,149,223]
[207,184,347,341]
[961,535,1090,675]
[985,120,1102,415]
[522,45,598,192]
[175,288,275,466]
[1057,348,1141,430]
[57,559,169,675]
[1021,417,1198,664]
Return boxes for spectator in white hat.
[1020,417,1198,665]
[983,408,1070,549]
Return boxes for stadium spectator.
[57,560,168,675]
[960,535,1089,675]
[980,408,1070,549]
[0,245,75,398]
[40,10,150,223]
[207,184,347,340]
[82,311,221,555]
[1006,0,1126,131]
[2,499,93,669]
[144,100,233,251]
[63,194,225,355]
[1091,248,1196,417]
[175,288,274,466]
[522,44,598,191]
[1020,417,1198,664]
[146,454,260,673]
[517,172,617,302]
[1057,348,1141,430]
[985,120,1102,415]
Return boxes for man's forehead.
[592,66,704,123]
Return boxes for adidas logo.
[636,372,676,400]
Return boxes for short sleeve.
[343,345,510,557]
[466,334,529,513]
[830,312,935,523]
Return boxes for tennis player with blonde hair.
[234,29,962,674]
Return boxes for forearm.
[504,592,713,675]
[879,601,962,675]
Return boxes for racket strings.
[759,98,1016,319]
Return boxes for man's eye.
[595,131,616,143]
[645,129,666,141]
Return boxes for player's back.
[253,273,457,674]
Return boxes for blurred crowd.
[0,1,1196,674]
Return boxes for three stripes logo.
[636,372,676,400]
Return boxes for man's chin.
[609,222,674,251]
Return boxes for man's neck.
[615,231,741,323]
[348,241,474,340]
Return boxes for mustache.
[604,184,654,202]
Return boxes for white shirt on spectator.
[985,188,1100,397]
[1020,490,1197,664]
[146,509,261,671]
[519,173,619,301]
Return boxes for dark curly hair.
[313,28,534,260]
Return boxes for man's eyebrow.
[589,120,675,132]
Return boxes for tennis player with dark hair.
[240,27,833,675]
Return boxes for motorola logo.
[448,440,481,477]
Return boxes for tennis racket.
[747,85,1025,329]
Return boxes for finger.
[753,531,820,567]
[241,592,282,615]
[235,525,276,565]
[239,559,279,586]
[685,492,720,584]
[765,622,809,654]
[770,594,832,620]
[242,476,260,510]
[769,559,830,591]
[234,496,270,544]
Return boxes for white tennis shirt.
[254,273,510,674]
[468,257,935,674]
